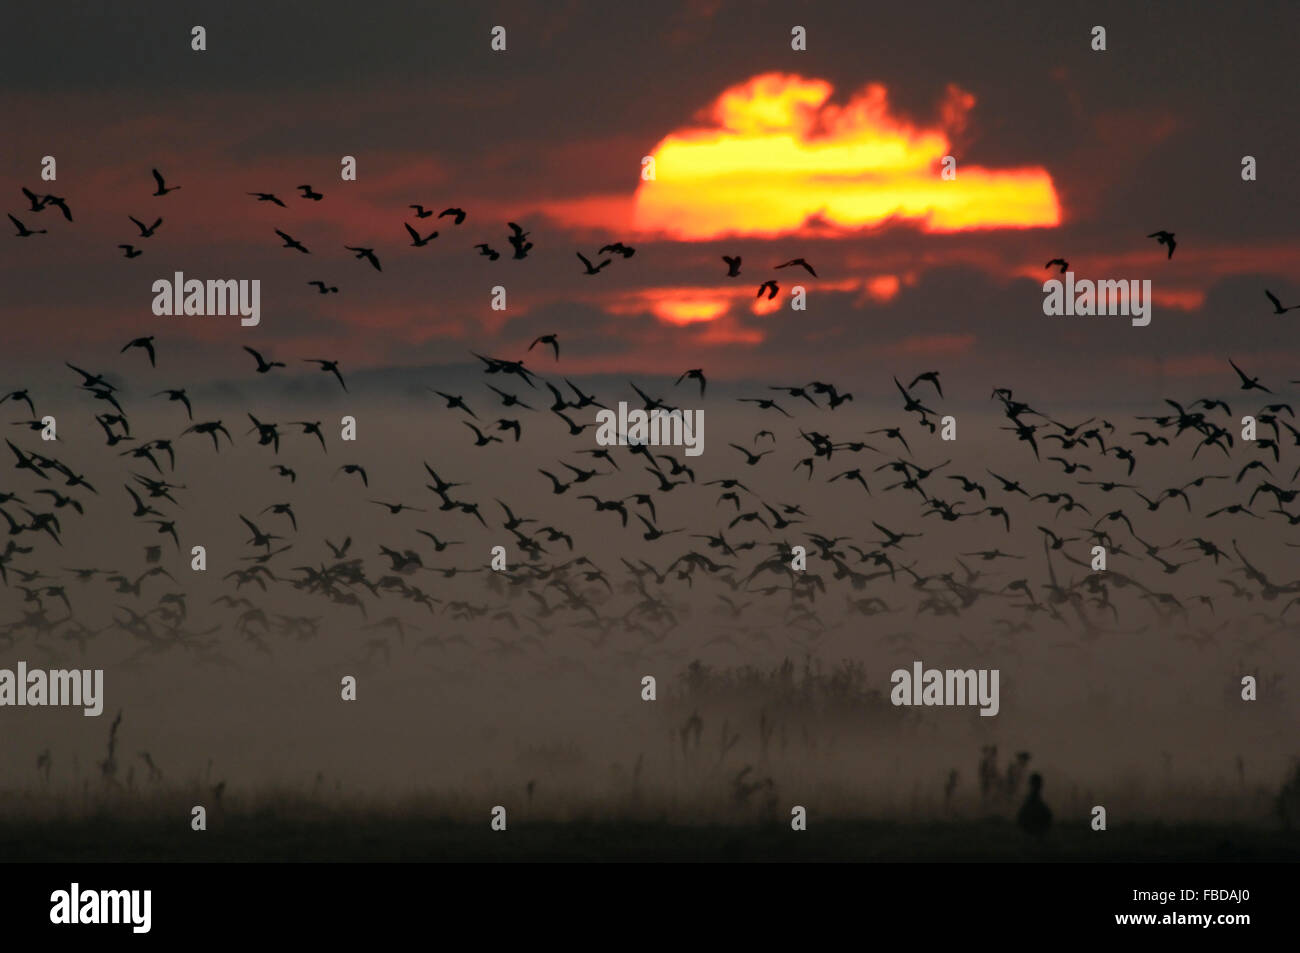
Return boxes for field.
[3,807,1297,862]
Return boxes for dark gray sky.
[2,0,1297,395]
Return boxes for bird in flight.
[304,359,347,391]
[42,194,72,221]
[182,420,232,452]
[909,371,943,399]
[335,464,368,486]
[371,500,426,515]
[345,246,382,271]
[129,217,163,239]
[729,443,772,466]
[409,204,434,218]
[120,336,156,367]
[129,216,162,237]
[599,242,635,258]
[118,244,142,258]
[1044,258,1068,273]
[152,388,192,419]
[307,281,338,294]
[507,222,533,259]
[776,258,817,277]
[276,229,309,253]
[529,335,559,360]
[289,420,326,451]
[1265,290,1300,314]
[738,397,791,417]
[247,192,286,208]
[9,214,46,237]
[404,223,438,247]
[474,244,500,261]
[438,207,467,225]
[464,422,502,446]
[487,384,532,410]
[151,168,181,196]
[244,346,286,374]
[577,252,611,275]
[722,255,742,277]
[1,390,36,415]
[432,390,477,419]
[1147,230,1176,259]
[1229,358,1271,393]
[757,280,779,300]
[676,369,706,396]
[298,184,323,201]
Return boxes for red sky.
[2,2,1298,393]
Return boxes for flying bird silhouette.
[676,369,706,395]
[345,246,382,271]
[42,194,72,221]
[151,169,181,196]
[335,464,368,486]
[244,347,286,373]
[128,215,162,237]
[276,229,309,253]
[9,214,46,237]
[776,258,817,277]
[529,335,560,360]
[1265,290,1300,314]
[909,371,943,399]
[1147,230,1176,258]
[1,391,36,415]
[303,359,347,391]
[577,252,611,275]
[152,389,192,419]
[507,222,533,259]
[404,223,438,247]
[120,336,156,367]
[1229,358,1272,393]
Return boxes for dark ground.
[4,815,1297,862]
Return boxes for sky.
[3,0,1298,397]
[1,2,1299,827]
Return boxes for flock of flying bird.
[3,170,1300,679]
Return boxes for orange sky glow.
[632,73,1062,239]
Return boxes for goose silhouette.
[1016,772,1052,836]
